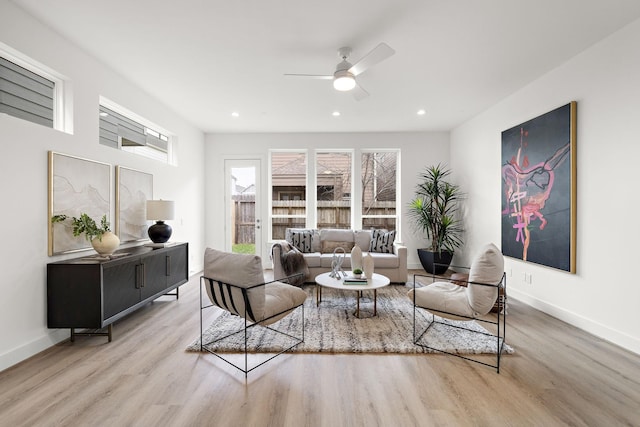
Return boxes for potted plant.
[51,213,120,256]
[408,164,463,274]
[352,268,363,278]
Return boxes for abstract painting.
[116,166,153,242]
[48,152,111,255]
[501,102,577,273]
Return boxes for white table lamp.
[146,200,175,243]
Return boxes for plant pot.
[417,248,453,275]
[91,231,120,256]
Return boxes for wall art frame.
[501,101,577,273]
[115,166,153,242]
[48,151,112,256]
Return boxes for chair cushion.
[262,282,308,325]
[467,243,504,315]
[203,248,265,322]
[369,230,396,253]
[409,281,475,320]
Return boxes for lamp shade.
[146,200,175,221]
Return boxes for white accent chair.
[408,243,507,372]
[200,248,307,377]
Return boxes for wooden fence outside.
[233,196,396,243]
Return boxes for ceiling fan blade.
[284,73,333,80]
[352,83,369,101]
[348,42,395,76]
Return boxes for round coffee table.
[314,271,391,318]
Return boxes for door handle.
[141,263,146,287]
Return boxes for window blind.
[0,57,54,127]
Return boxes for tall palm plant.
[408,164,463,254]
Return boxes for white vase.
[91,231,120,256]
[363,253,374,279]
[350,245,362,271]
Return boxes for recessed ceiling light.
[332,111,341,117]
[231,112,239,118]
[417,109,426,116]
[99,112,109,117]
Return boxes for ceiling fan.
[284,42,395,100]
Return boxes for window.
[269,148,399,239]
[361,151,399,231]
[270,151,307,239]
[0,45,67,131]
[316,151,352,229]
[99,101,171,163]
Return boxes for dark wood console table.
[47,242,188,342]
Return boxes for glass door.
[225,159,261,256]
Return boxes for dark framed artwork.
[115,166,153,242]
[48,151,111,256]
[501,101,577,273]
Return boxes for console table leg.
[108,324,113,342]
[70,328,75,342]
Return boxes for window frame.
[360,149,400,233]
[268,149,309,241]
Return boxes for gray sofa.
[271,228,407,283]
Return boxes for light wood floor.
[1,271,639,427]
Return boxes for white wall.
[204,132,450,267]
[0,2,206,371]
[451,18,640,354]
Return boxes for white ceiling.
[12,0,640,133]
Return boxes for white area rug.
[186,284,514,354]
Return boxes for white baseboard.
[509,288,640,355]
[0,329,68,373]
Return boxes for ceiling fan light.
[333,71,356,91]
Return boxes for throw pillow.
[289,230,313,253]
[321,240,355,254]
[369,229,396,253]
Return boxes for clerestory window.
[0,46,67,132]
[99,100,172,164]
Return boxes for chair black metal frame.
[412,268,507,373]
[199,274,305,378]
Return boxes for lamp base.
[148,221,172,243]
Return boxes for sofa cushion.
[319,228,355,242]
[368,252,399,268]
[321,240,355,253]
[354,230,372,251]
[303,252,322,267]
[320,253,348,268]
[369,229,396,253]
